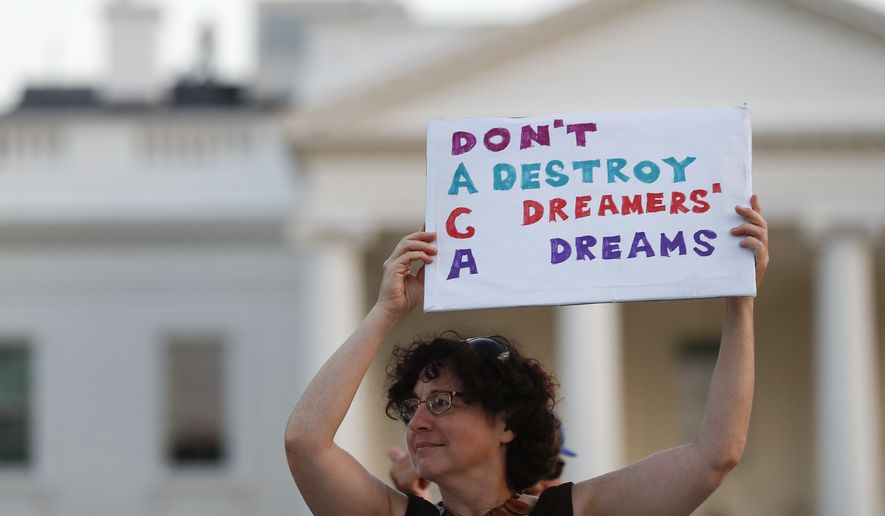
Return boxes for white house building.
[1,0,883,515]
[0,2,308,516]
[0,1,482,515]
[287,1,885,515]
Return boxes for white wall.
[0,246,312,516]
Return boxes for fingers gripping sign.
[377,230,438,318]
[730,194,769,288]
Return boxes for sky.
[0,0,582,111]
[1,0,883,111]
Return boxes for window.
[165,335,226,466]
[0,341,31,466]
[675,338,719,441]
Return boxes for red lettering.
[523,200,544,225]
[446,207,475,239]
[598,194,619,216]
[575,195,593,218]
[646,192,665,213]
[549,197,569,222]
[621,194,644,215]
[670,191,689,214]
[690,189,710,213]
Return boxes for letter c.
[446,207,475,239]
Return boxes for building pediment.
[290,0,885,150]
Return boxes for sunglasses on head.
[464,336,510,361]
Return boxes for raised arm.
[284,231,437,516]
[572,195,769,516]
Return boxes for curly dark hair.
[385,332,561,492]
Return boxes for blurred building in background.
[0,1,882,516]
[288,1,885,516]
[0,1,307,514]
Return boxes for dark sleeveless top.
[405,482,574,516]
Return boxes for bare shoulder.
[569,444,722,516]
[387,486,411,516]
[571,474,605,516]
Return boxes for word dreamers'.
[451,120,598,156]
[445,187,720,239]
[447,157,697,195]
[522,185,721,225]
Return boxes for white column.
[814,231,882,516]
[304,233,371,465]
[555,303,624,480]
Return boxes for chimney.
[104,0,161,104]
[196,24,216,83]
[254,1,306,105]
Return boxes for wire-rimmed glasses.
[397,390,464,423]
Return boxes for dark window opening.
[165,336,226,466]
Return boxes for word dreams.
[550,229,717,264]
[446,229,718,279]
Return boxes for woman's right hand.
[375,230,437,319]
[388,447,432,500]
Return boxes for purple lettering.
[693,230,717,257]
[483,127,511,152]
[601,235,621,260]
[575,235,597,260]
[520,124,550,149]
[550,238,572,265]
[660,231,687,257]
[446,249,479,279]
[452,131,476,155]
[566,122,598,146]
[627,232,655,258]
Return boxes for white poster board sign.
[424,106,754,312]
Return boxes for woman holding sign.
[285,196,769,515]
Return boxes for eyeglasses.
[396,338,509,423]
[398,390,464,423]
[464,336,510,361]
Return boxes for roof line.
[290,0,645,124]
[781,0,885,43]
[290,0,885,128]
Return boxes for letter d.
[550,238,572,264]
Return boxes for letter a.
[447,249,479,280]
[448,163,478,195]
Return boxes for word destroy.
[447,157,697,195]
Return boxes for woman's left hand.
[731,194,769,288]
